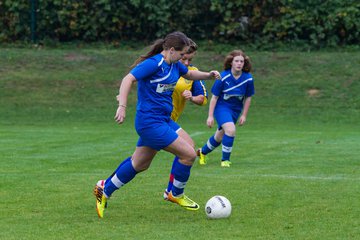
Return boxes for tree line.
[1,0,359,47]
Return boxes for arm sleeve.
[192,80,207,97]
[178,62,189,76]
[130,58,158,81]
[211,79,223,97]
[245,74,255,97]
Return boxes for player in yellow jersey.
[163,38,208,201]
[171,65,208,121]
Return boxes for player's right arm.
[115,57,158,124]
[207,95,218,128]
[206,77,223,128]
[115,73,137,124]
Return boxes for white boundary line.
[189,131,206,137]
[192,172,360,181]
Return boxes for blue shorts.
[168,119,181,132]
[214,106,240,130]
[136,118,180,151]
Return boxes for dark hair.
[223,50,252,73]
[186,38,198,54]
[132,31,190,67]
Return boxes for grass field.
[1,46,359,239]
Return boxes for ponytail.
[131,31,189,68]
[131,39,165,67]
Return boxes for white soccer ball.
[205,195,232,219]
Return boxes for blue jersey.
[130,54,189,121]
[211,70,255,113]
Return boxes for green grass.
[0,46,359,239]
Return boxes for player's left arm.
[190,95,205,105]
[188,80,208,105]
[238,97,252,126]
[183,70,220,80]
[239,74,255,126]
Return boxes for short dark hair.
[186,38,198,54]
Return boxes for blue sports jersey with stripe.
[212,69,255,113]
[130,53,189,150]
[131,54,189,119]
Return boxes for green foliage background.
[1,0,359,47]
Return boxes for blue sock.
[104,157,137,197]
[222,134,234,161]
[202,135,221,155]
[166,156,179,193]
[171,161,192,196]
[105,157,131,184]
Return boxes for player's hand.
[209,70,221,79]
[238,115,246,126]
[182,90,192,100]
[114,105,126,124]
[207,116,214,128]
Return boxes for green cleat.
[93,180,107,218]
[197,148,207,165]
[221,160,232,167]
[167,192,200,211]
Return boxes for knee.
[224,127,236,137]
[136,165,149,172]
[179,150,197,166]
[132,161,150,172]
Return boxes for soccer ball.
[205,195,232,219]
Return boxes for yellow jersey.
[171,66,208,121]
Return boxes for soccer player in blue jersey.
[163,38,208,200]
[93,32,220,218]
[197,50,255,167]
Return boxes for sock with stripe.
[201,135,221,155]
[105,156,131,184]
[171,161,192,197]
[222,134,234,161]
[166,156,179,193]
[104,157,137,198]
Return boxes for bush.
[0,0,359,47]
